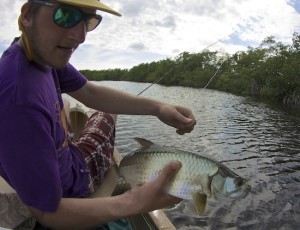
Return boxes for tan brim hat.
[56,0,121,16]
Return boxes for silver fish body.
[119,138,250,214]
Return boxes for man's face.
[28,2,96,68]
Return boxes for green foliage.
[80,69,127,81]
[79,32,300,106]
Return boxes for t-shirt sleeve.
[56,63,87,93]
[0,105,62,212]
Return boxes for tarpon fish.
[119,138,251,215]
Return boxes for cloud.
[0,1,22,42]
[288,0,300,13]
[128,42,146,51]
[1,0,299,70]
[147,15,176,30]
[71,44,166,70]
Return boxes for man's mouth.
[57,46,75,55]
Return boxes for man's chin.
[50,59,70,68]
[52,62,69,68]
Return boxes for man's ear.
[20,3,33,28]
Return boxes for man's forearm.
[69,81,163,116]
[28,161,183,230]
[29,195,133,230]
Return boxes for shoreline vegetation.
[80,33,300,110]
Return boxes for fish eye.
[235,178,244,187]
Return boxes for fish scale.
[120,146,220,199]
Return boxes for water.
[98,81,300,229]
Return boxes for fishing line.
[137,32,234,96]
[204,59,226,89]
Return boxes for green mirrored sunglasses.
[31,0,103,32]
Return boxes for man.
[0,0,196,229]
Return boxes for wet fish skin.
[119,138,251,214]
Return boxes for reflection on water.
[100,81,300,229]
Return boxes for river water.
[98,81,300,230]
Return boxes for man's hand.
[156,104,196,135]
[124,160,183,214]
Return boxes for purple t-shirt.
[0,42,90,212]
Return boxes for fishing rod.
[137,33,234,96]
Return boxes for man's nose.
[68,20,86,44]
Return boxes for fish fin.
[192,193,207,215]
[134,138,155,148]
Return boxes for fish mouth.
[229,184,251,198]
[215,184,251,199]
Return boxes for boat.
[0,99,176,230]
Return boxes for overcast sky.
[1,0,299,70]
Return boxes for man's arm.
[69,81,196,134]
[28,161,182,230]
[69,81,164,115]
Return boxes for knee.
[109,114,117,124]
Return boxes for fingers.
[176,119,195,135]
[158,104,196,135]
[154,161,183,206]
[176,106,196,121]
[175,109,194,124]
[176,127,193,135]
[128,161,182,214]
[174,106,196,135]
[156,160,181,186]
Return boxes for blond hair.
[18,16,33,61]
[18,2,41,61]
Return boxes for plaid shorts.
[73,111,115,194]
